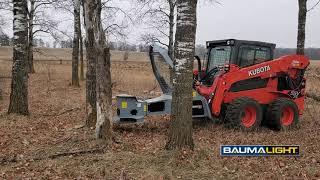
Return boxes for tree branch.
[307,0,320,12]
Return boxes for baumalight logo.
[220,145,300,156]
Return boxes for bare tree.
[307,0,320,12]
[139,0,219,56]
[83,0,129,128]
[26,0,62,73]
[0,0,12,11]
[83,1,97,127]
[0,0,13,40]
[101,0,134,41]
[83,0,113,142]
[166,0,197,150]
[8,0,29,115]
[297,0,307,55]
[27,0,35,73]
[71,0,80,87]
[53,0,84,81]
[139,0,176,60]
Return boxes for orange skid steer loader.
[114,39,310,131]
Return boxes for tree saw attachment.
[113,45,212,124]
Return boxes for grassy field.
[0,46,148,62]
[0,49,320,179]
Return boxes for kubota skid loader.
[114,39,310,131]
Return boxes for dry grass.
[0,55,320,179]
[0,46,148,62]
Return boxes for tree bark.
[79,0,84,81]
[27,0,35,74]
[8,0,29,115]
[297,0,307,55]
[166,0,197,150]
[83,0,113,143]
[79,25,84,80]
[93,0,112,142]
[168,1,175,60]
[72,0,80,87]
[168,0,175,84]
[83,0,97,127]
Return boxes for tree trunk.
[168,1,175,60]
[297,0,307,55]
[72,0,80,87]
[8,0,29,115]
[83,0,113,143]
[166,0,197,150]
[95,46,112,142]
[83,0,97,127]
[79,0,84,81]
[168,1,175,84]
[27,0,35,74]
[93,0,112,142]
[79,26,84,80]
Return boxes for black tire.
[224,97,263,131]
[267,98,299,131]
[215,104,227,125]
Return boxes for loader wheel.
[224,97,262,131]
[267,98,299,131]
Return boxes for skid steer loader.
[114,39,309,130]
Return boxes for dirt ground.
[0,59,320,179]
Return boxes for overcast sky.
[195,0,320,48]
[1,0,319,48]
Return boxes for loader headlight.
[291,60,301,67]
[224,64,230,72]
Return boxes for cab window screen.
[239,45,271,67]
[239,47,255,67]
[208,46,231,70]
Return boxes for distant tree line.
[3,33,320,60]
[0,34,51,48]
[109,42,149,52]
[3,32,320,60]
[58,40,73,48]
[0,34,10,46]
[275,48,320,60]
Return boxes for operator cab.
[199,39,276,85]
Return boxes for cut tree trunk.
[83,0,97,127]
[8,0,29,115]
[72,0,80,87]
[166,0,197,150]
[297,0,307,55]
